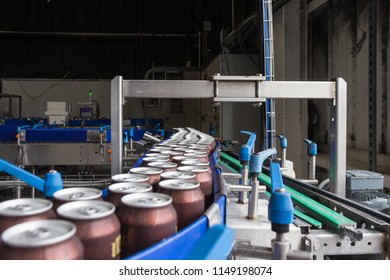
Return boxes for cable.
[21,71,70,116]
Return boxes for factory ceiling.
[0,0,257,79]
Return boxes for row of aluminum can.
[0,128,217,259]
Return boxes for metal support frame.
[111,76,347,197]
[111,76,123,176]
[302,229,387,260]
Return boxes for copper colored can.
[160,150,183,161]
[111,173,149,184]
[130,167,163,191]
[172,155,198,166]
[181,159,212,175]
[0,198,56,235]
[107,182,153,209]
[147,161,177,173]
[183,152,208,162]
[0,219,84,260]
[57,201,121,260]
[177,165,213,210]
[160,171,197,181]
[117,192,177,257]
[53,187,102,211]
[157,179,204,230]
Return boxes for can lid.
[121,192,172,208]
[147,161,177,169]
[181,160,209,167]
[173,147,190,152]
[158,179,200,190]
[108,182,152,194]
[130,167,163,175]
[111,173,149,183]
[153,146,172,150]
[161,171,196,180]
[172,155,198,162]
[168,144,188,148]
[1,219,76,248]
[184,152,207,158]
[0,198,53,217]
[178,166,209,173]
[142,157,169,163]
[53,187,102,202]
[143,153,169,158]
[160,150,182,156]
[57,201,115,220]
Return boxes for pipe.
[0,30,196,39]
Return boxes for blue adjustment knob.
[277,134,287,149]
[44,170,63,197]
[304,139,317,156]
[239,144,251,162]
[268,162,294,229]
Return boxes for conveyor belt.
[220,152,356,229]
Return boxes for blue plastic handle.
[249,148,277,174]
[99,125,111,133]
[268,162,294,225]
[17,125,31,133]
[277,134,287,149]
[0,158,63,197]
[129,128,134,138]
[240,131,256,151]
[303,139,317,156]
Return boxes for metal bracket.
[205,203,222,228]
[211,73,266,103]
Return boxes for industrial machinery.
[109,74,389,260]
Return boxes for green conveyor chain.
[219,152,356,229]
[218,160,322,229]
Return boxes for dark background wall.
[0,0,256,79]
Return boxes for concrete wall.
[308,0,390,177]
[274,0,308,178]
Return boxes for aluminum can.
[107,182,153,209]
[143,153,170,159]
[160,171,197,181]
[57,201,121,260]
[181,159,211,174]
[0,198,56,235]
[0,219,84,260]
[157,179,204,230]
[177,165,213,210]
[53,187,102,211]
[160,150,183,161]
[183,152,208,162]
[147,161,177,173]
[111,173,149,184]
[172,155,198,166]
[130,167,163,191]
[117,192,177,257]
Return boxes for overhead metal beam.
[111,76,347,198]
